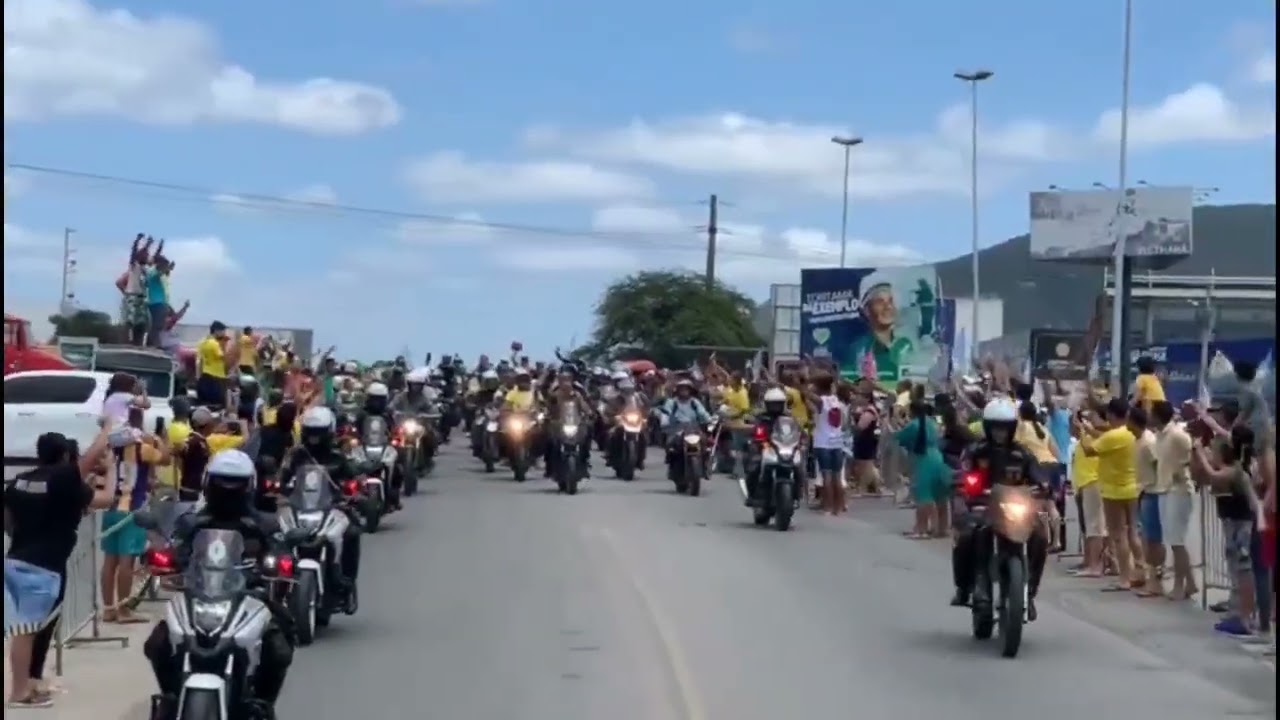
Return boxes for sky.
[3,0,1276,362]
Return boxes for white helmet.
[618,377,635,390]
[481,369,499,380]
[205,449,256,486]
[611,370,629,382]
[367,381,389,398]
[406,368,430,384]
[858,270,898,311]
[301,406,336,430]
[342,361,358,374]
[981,397,1018,423]
[763,387,788,404]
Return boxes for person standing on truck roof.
[195,322,230,407]
[142,248,171,349]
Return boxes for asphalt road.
[275,440,1276,720]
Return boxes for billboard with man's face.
[799,265,949,386]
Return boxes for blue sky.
[4,0,1275,361]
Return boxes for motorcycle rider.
[143,450,294,720]
[389,368,438,467]
[280,406,365,611]
[950,397,1048,620]
[606,375,648,470]
[659,379,713,478]
[543,370,592,477]
[741,387,791,503]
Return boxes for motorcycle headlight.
[1000,500,1030,523]
[683,433,701,446]
[506,418,526,434]
[485,421,499,432]
[401,420,422,436]
[597,402,607,414]
[536,412,546,423]
[192,599,233,634]
[562,423,579,438]
[296,510,325,530]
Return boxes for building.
[1103,270,1275,343]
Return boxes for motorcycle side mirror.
[131,511,161,531]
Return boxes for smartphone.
[154,416,167,436]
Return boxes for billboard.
[800,265,950,385]
[1028,329,1091,381]
[1095,337,1274,405]
[1029,186,1193,261]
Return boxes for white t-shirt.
[102,391,136,427]
[812,395,846,450]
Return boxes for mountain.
[755,203,1276,340]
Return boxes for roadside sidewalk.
[4,615,154,719]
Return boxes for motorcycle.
[608,401,645,481]
[669,422,706,497]
[501,410,535,482]
[958,472,1041,658]
[355,416,394,532]
[276,465,356,645]
[439,393,462,443]
[478,406,502,473]
[142,529,274,720]
[392,413,427,497]
[744,417,802,531]
[554,403,587,495]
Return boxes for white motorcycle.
[276,465,355,646]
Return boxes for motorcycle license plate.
[486,421,499,432]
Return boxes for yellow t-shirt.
[1015,420,1058,464]
[504,389,535,412]
[1071,440,1100,489]
[968,420,984,436]
[1133,373,1165,413]
[785,387,810,427]
[197,336,227,378]
[207,433,245,455]
[157,421,192,487]
[237,334,258,369]
[260,405,279,427]
[1090,426,1138,500]
[722,387,750,417]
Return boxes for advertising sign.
[799,265,948,385]
[1029,186,1193,261]
[1028,330,1090,381]
[56,336,99,370]
[1097,338,1275,406]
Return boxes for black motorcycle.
[553,403,588,495]
[667,422,706,497]
[608,400,645,481]
[746,417,802,531]
[477,405,502,472]
[958,472,1042,658]
[501,410,536,482]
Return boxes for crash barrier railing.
[51,493,191,676]
[1195,489,1232,611]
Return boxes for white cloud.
[494,246,639,272]
[1251,51,1276,84]
[591,204,690,234]
[3,0,401,135]
[404,151,653,204]
[1093,83,1276,147]
[395,213,494,245]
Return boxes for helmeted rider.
[659,379,712,470]
[740,387,791,503]
[543,368,593,477]
[390,368,436,414]
[950,397,1048,619]
[280,406,365,607]
[606,374,648,469]
[143,450,294,720]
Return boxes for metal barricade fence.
[53,510,131,675]
[1195,488,1232,610]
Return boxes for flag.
[951,327,968,379]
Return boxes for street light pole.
[1108,0,1133,397]
[954,69,993,369]
[830,136,864,268]
[60,227,76,315]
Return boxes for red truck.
[3,313,74,376]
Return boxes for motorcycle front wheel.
[999,555,1026,658]
[177,688,222,720]
[291,571,320,646]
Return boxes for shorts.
[813,447,843,474]
[1221,519,1254,574]
[3,559,63,638]
[910,457,951,505]
[101,510,148,557]
[1138,493,1163,544]
[1157,492,1194,546]
[1080,484,1106,538]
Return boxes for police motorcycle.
[745,411,803,531]
[391,412,429,497]
[139,529,280,720]
[553,401,588,495]
[954,401,1047,659]
[607,395,646,481]
[274,465,357,646]
[476,397,503,473]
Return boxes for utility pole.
[704,194,718,288]
[59,227,76,316]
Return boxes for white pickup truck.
[3,347,177,480]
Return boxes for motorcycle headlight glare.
[507,418,525,434]
[192,599,233,634]
[562,423,579,438]
[1000,501,1030,522]
[402,420,422,436]
[683,434,701,445]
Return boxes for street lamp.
[830,135,864,268]
[954,69,993,368]
[1108,0,1134,397]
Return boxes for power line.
[8,163,841,262]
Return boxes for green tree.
[590,271,763,368]
[48,309,123,343]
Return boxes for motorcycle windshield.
[185,530,248,601]
[771,417,802,446]
[289,464,334,512]
[363,416,389,446]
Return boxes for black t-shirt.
[179,434,211,501]
[1214,466,1255,521]
[4,464,94,572]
